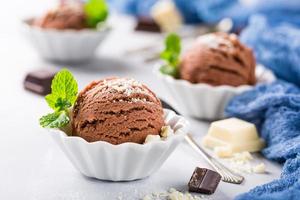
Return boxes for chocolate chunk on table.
[135,17,161,32]
[188,167,221,194]
[24,69,57,95]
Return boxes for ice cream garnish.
[159,33,181,78]
[84,0,109,28]
[39,69,78,128]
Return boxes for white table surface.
[0,1,282,199]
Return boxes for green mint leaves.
[39,69,78,129]
[160,33,181,78]
[160,33,181,66]
[84,0,109,28]
[39,111,70,129]
[45,69,78,111]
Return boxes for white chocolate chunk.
[144,135,161,143]
[253,163,266,173]
[214,146,233,158]
[208,118,259,142]
[151,1,182,32]
[160,125,174,138]
[202,118,265,154]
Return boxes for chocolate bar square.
[135,16,161,33]
[24,69,57,96]
[188,167,221,194]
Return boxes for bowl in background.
[21,19,110,62]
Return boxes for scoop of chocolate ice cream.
[180,32,256,86]
[33,3,86,30]
[72,77,165,145]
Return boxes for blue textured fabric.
[225,81,300,200]
[172,0,201,23]
[107,0,300,26]
[240,15,300,87]
[194,0,300,26]
[107,0,157,16]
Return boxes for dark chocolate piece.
[135,16,161,32]
[24,69,57,95]
[188,167,221,194]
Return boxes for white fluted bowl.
[47,109,189,181]
[21,19,110,62]
[154,64,275,120]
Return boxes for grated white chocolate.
[224,151,266,174]
[142,188,210,200]
[196,33,235,49]
[112,98,150,104]
[103,78,152,97]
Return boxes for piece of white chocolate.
[144,135,161,143]
[151,1,182,32]
[252,163,266,173]
[202,118,265,153]
[209,118,259,142]
[160,125,174,138]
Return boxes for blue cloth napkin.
[229,17,300,200]
[107,0,300,26]
[240,15,300,87]
[175,0,300,26]
[225,81,300,200]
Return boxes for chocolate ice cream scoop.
[72,77,165,144]
[180,32,256,86]
[33,3,86,30]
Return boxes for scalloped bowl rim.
[48,109,188,150]
[153,63,274,93]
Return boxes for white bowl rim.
[48,109,188,149]
[153,63,276,93]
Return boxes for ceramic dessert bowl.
[21,19,110,62]
[154,64,275,120]
[47,109,189,181]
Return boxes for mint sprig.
[160,33,181,78]
[84,0,109,28]
[39,111,70,128]
[39,69,78,129]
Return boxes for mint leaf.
[39,111,69,128]
[40,69,78,129]
[55,98,72,111]
[84,0,108,28]
[46,69,78,111]
[160,65,179,78]
[50,69,78,105]
[160,33,181,78]
[45,93,58,111]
